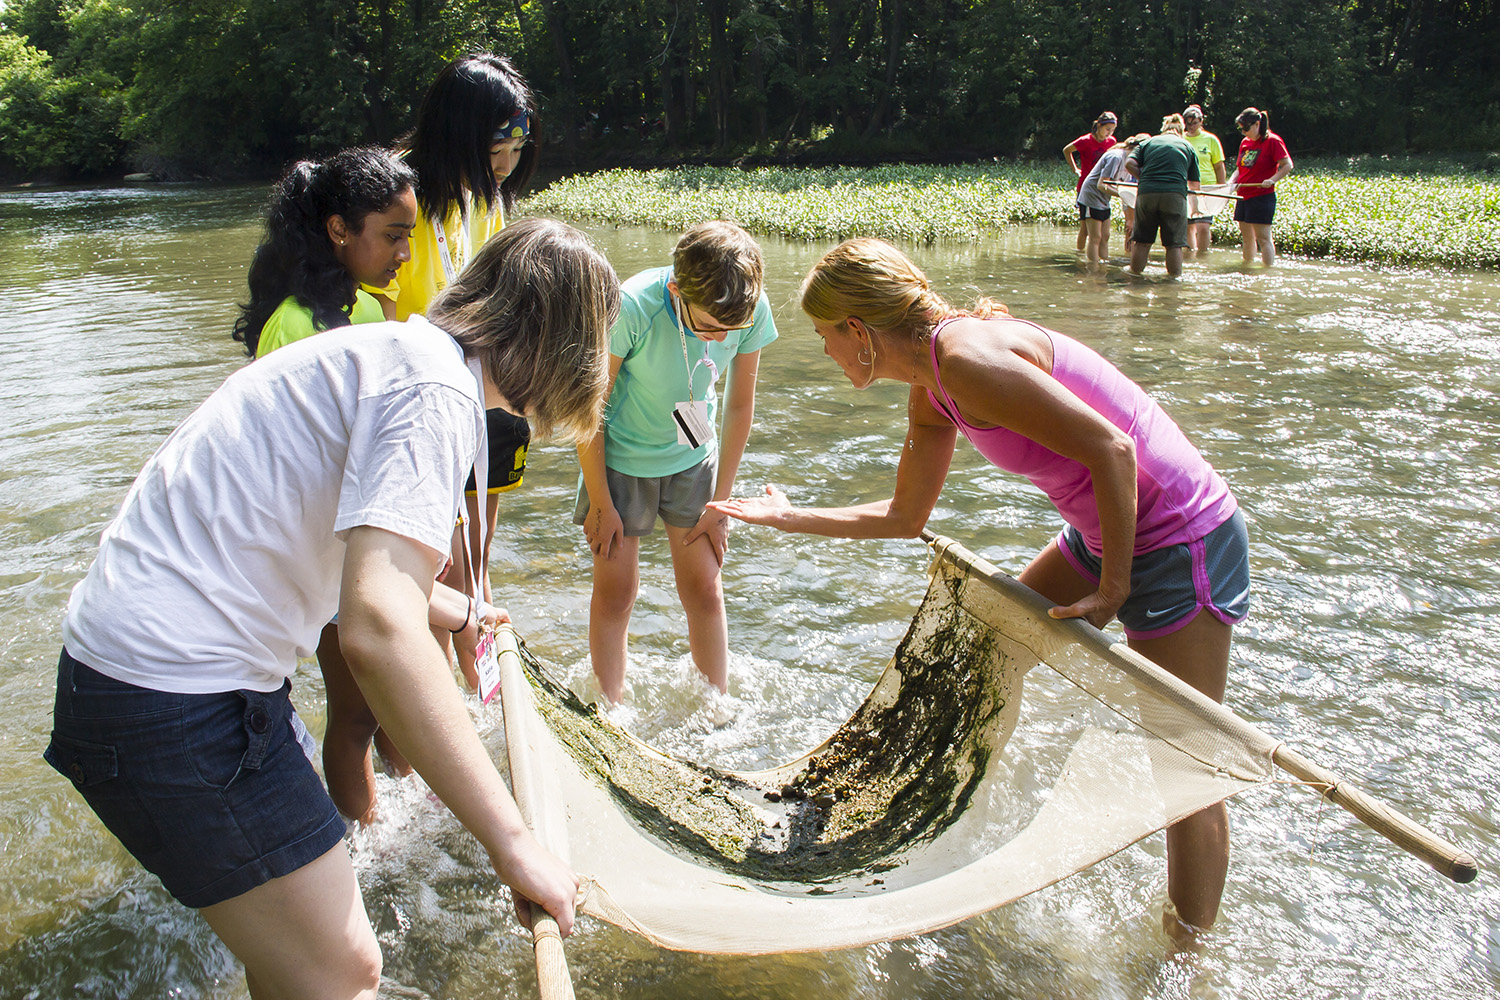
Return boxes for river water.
[0,184,1495,999]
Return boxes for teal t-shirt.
[1129,134,1201,194]
[602,266,777,478]
[256,289,385,358]
[1184,131,1225,184]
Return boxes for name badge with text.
[475,630,501,704]
[672,400,712,448]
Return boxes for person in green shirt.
[1124,115,1202,277]
[232,147,416,358]
[1182,105,1228,254]
[232,146,418,826]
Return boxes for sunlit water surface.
[0,184,1496,999]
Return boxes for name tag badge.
[672,400,712,448]
[475,630,501,704]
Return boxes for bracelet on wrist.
[450,595,473,634]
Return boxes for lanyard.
[460,355,490,605]
[433,214,466,287]
[672,294,719,401]
[433,195,496,287]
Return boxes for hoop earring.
[854,340,877,390]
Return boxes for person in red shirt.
[1064,111,1119,252]
[1228,107,1294,266]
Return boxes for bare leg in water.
[1020,540,1232,951]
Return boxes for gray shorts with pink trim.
[1059,509,1249,640]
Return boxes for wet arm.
[1063,140,1081,177]
[1265,154,1294,186]
[576,355,625,558]
[684,350,762,560]
[940,341,1137,618]
[338,525,578,932]
[713,349,760,502]
[712,386,957,539]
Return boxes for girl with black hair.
[374,52,540,682]
[382,52,538,321]
[1228,107,1294,266]
[232,147,420,826]
[233,147,417,358]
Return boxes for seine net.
[497,534,1277,954]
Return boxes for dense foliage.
[525,160,1500,269]
[2,0,1497,180]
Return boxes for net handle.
[496,625,578,1000]
[921,530,1479,884]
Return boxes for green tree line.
[2,0,1496,180]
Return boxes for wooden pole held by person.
[496,625,578,1000]
[920,530,1480,886]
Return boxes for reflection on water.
[0,184,1496,998]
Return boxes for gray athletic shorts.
[1058,509,1250,640]
[573,458,716,536]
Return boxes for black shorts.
[466,407,530,496]
[1234,191,1276,225]
[1077,203,1111,222]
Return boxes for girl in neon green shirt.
[232,147,416,358]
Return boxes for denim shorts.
[44,648,344,908]
[573,457,716,536]
[1059,509,1250,639]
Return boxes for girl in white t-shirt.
[48,218,621,996]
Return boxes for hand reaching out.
[705,485,792,528]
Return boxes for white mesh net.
[498,534,1279,954]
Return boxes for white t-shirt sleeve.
[335,381,480,558]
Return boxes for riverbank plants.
[525,160,1500,270]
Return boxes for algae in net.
[515,567,1023,887]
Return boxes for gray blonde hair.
[429,218,620,443]
[1161,113,1186,135]
[672,221,764,327]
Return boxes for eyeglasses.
[679,297,753,337]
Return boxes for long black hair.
[232,147,417,357]
[398,53,538,223]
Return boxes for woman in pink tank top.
[712,237,1249,947]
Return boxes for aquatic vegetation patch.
[525,163,1500,268]
[1255,172,1500,269]
[525,164,1079,244]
